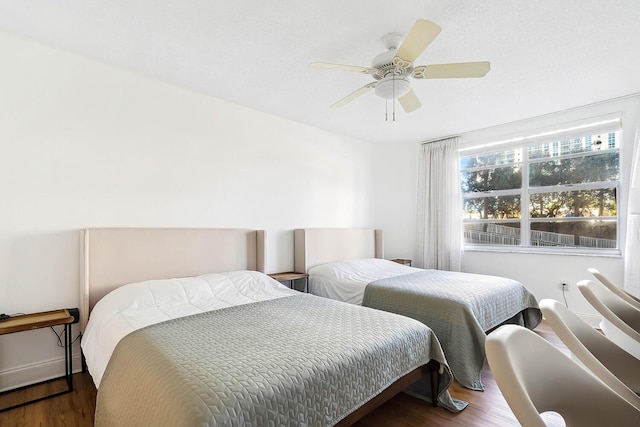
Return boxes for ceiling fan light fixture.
[311,19,490,114]
[375,77,410,99]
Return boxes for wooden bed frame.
[80,227,438,425]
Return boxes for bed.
[80,227,466,427]
[294,228,542,391]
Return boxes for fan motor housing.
[371,50,411,80]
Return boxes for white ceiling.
[1,1,639,143]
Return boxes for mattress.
[308,258,542,389]
[309,258,420,304]
[81,270,297,387]
[83,270,466,426]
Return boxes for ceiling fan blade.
[395,19,442,64]
[413,61,491,79]
[398,89,421,113]
[330,82,377,109]
[310,62,377,74]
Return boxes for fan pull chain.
[385,99,388,121]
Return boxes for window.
[460,117,621,253]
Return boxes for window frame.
[460,117,622,255]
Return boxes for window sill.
[463,245,622,258]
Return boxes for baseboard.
[0,354,83,393]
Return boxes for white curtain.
[624,126,640,297]
[415,137,462,271]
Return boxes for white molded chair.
[588,268,640,310]
[578,279,640,358]
[540,299,640,409]
[486,325,640,427]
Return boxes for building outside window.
[460,117,621,253]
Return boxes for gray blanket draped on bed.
[363,270,542,390]
[95,294,466,427]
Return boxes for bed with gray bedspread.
[95,294,466,427]
[363,270,542,391]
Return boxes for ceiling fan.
[310,19,490,116]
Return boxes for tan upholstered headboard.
[80,228,265,331]
[294,228,383,273]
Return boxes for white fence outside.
[464,224,616,248]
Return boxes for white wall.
[374,95,640,325]
[372,140,418,259]
[0,32,376,389]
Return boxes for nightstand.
[268,272,309,293]
[391,258,412,266]
[0,309,75,412]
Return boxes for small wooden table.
[0,309,75,412]
[268,272,310,293]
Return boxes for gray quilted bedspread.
[95,294,465,427]
[363,270,542,391]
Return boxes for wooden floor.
[0,322,565,427]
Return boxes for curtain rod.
[420,135,459,145]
